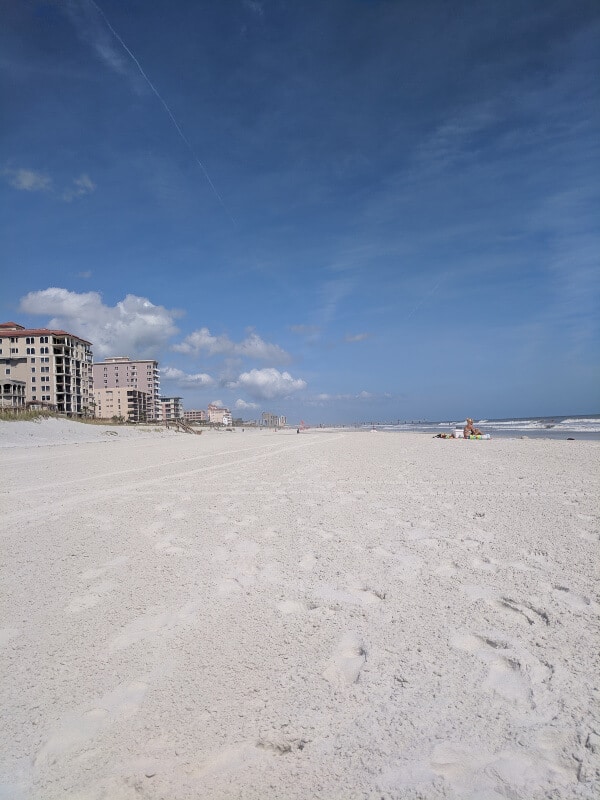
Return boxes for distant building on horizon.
[92,356,160,421]
[183,409,207,422]
[261,412,287,428]
[0,321,93,416]
[207,403,232,426]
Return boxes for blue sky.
[2,0,599,423]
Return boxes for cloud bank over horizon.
[18,287,309,411]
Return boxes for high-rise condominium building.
[0,321,93,416]
[92,357,160,420]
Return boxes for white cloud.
[77,270,93,279]
[63,174,96,202]
[235,398,259,410]
[19,288,180,358]
[345,333,369,342]
[161,367,214,386]
[312,390,374,404]
[4,168,95,202]
[5,168,52,193]
[229,368,307,400]
[173,327,289,363]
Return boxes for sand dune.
[1,419,598,799]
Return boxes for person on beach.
[463,418,483,437]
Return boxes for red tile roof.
[0,322,92,345]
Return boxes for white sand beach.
[1,419,599,799]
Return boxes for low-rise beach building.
[183,409,207,422]
[0,321,93,416]
[0,378,27,411]
[93,387,149,423]
[160,396,183,421]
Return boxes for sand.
[1,419,599,799]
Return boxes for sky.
[2,0,599,424]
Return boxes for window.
[31,367,36,373]
[31,377,36,383]
[5,368,10,375]
[11,348,18,353]
[40,336,48,343]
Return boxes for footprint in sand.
[322,633,366,687]
[193,735,304,779]
[154,535,187,554]
[347,584,386,604]
[462,585,551,627]
[451,631,551,709]
[108,603,199,651]
[552,585,599,612]
[35,679,148,765]
[66,579,115,614]
[278,599,308,615]
[67,557,129,614]
[495,596,550,627]
[217,577,245,594]
[80,555,128,582]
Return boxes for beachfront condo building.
[183,409,207,422]
[93,387,149,423]
[0,321,93,416]
[92,357,160,421]
[207,403,232,426]
[261,412,287,428]
[159,396,183,421]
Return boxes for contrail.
[88,0,235,224]
[405,281,441,321]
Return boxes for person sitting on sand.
[463,418,483,438]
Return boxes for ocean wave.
[558,418,600,425]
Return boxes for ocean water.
[360,415,600,440]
